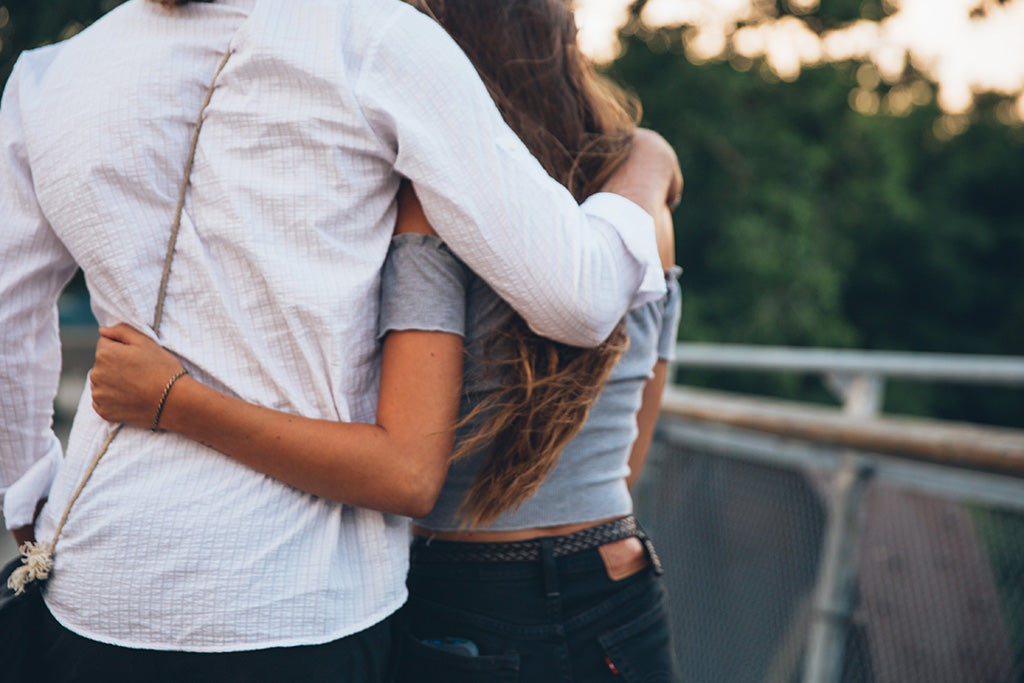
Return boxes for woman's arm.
[625,195,678,491]
[92,325,460,518]
[625,360,668,491]
[90,191,460,519]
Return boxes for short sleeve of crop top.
[378,233,471,339]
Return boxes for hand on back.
[91,323,186,429]
[607,128,682,210]
[603,129,681,270]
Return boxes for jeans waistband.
[410,516,654,566]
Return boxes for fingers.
[654,205,676,271]
[606,129,683,222]
[98,322,148,345]
[668,164,684,210]
[94,336,118,369]
[97,324,126,342]
[636,129,682,208]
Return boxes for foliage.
[609,27,1024,427]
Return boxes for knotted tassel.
[7,541,53,595]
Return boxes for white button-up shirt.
[0,0,664,651]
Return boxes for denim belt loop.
[633,519,665,576]
[539,537,560,598]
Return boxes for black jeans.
[395,539,679,682]
[36,602,395,683]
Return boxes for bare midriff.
[411,515,625,543]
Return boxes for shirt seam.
[351,5,407,155]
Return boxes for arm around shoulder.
[357,9,673,347]
[601,129,683,232]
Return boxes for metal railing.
[645,343,1024,682]
[670,343,1024,417]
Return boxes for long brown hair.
[409,0,640,527]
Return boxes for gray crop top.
[378,233,682,531]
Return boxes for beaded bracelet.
[151,369,189,432]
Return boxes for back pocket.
[597,601,678,683]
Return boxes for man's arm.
[0,58,78,536]
[357,5,680,347]
[603,129,684,238]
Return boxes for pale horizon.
[575,0,1024,119]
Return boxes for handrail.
[671,343,1024,386]
[660,385,1024,477]
[657,344,1024,683]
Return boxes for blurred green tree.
[610,25,1024,427]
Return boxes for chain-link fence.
[636,417,1024,683]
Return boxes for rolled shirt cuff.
[581,192,667,309]
[3,440,62,529]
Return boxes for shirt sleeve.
[356,5,666,349]
[377,234,471,339]
[0,57,78,529]
[657,267,684,361]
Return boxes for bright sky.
[574,0,1024,119]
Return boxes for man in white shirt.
[0,0,680,679]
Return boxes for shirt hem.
[2,445,62,529]
[41,593,407,653]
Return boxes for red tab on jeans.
[605,656,621,675]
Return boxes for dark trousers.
[395,540,680,682]
[36,602,395,683]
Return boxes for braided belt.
[412,516,641,563]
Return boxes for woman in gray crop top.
[383,226,681,683]
[89,0,682,680]
[381,233,681,534]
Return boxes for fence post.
[825,372,885,418]
[802,453,874,682]
[803,372,880,681]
